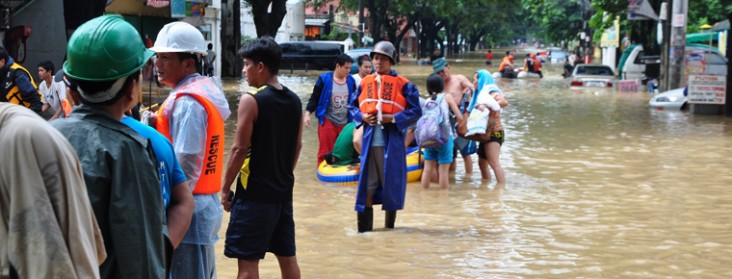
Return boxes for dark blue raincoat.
[348,70,422,212]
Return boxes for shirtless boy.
[432,57,476,173]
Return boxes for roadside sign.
[617,80,639,93]
[687,75,726,104]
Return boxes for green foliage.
[323,28,350,41]
[521,0,585,46]
[241,35,255,46]
[303,0,732,55]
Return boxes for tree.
[522,0,586,46]
[460,0,515,51]
[244,0,288,38]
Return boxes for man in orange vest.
[348,41,422,233]
[151,22,231,279]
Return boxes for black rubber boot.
[357,208,373,233]
[385,210,397,229]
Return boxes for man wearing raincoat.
[348,41,422,233]
[51,15,165,278]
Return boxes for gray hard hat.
[370,41,396,64]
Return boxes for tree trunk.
[727,12,732,115]
[249,0,288,38]
[233,0,241,77]
[368,0,378,41]
[418,19,445,59]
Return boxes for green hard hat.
[64,14,154,81]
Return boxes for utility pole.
[660,1,671,92]
[667,0,688,90]
[358,0,364,47]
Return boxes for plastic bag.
[465,109,489,137]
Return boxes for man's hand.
[303,111,311,128]
[362,113,377,126]
[220,189,233,212]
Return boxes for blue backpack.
[415,94,451,148]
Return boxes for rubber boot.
[357,208,373,233]
[385,210,397,229]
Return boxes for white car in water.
[566,64,616,89]
[649,87,687,110]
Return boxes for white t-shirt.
[351,73,362,86]
[39,80,66,111]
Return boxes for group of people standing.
[306,42,509,234]
[2,13,510,279]
[1,14,302,279]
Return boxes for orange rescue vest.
[156,93,225,195]
[61,99,73,117]
[358,74,408,115]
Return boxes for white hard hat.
[149,21,207,55]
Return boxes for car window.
[576,66,613,76]
[633,50,646,63]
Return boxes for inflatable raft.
[317,147,424,185]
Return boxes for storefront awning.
[305,18,329,27]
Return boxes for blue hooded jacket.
[306,72,357,125]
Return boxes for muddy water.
[210,57,732,278]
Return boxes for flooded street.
[207,57,732,278]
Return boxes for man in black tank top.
[220,37,303,278]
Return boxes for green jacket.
[52,105,165,279]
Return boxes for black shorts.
[224,198,296,260]
[477,130,504,160]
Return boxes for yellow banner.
[601,18,620,48]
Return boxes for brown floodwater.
[202,55,732,278]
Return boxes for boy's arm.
[444,94,463,122]
[304,76,324,128]
[221,94,257,212]
[348,84,364,127]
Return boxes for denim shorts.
[224,199,296,260]
[423,137,454,164]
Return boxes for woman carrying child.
[471,69,508,184]
[420,74,464,189]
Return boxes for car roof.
[347,48,371,54]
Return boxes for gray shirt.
[326,80,349,126]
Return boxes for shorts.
[477,130,504,160]
[423,137,454,164]
[366,146,385,196]
[453,137,477,157]
[224,198,296,260]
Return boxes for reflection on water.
[212,57,732,278]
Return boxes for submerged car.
[566,64,616,89]
[547,47,569,63]
[649,87,687,110]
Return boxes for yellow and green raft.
[317,147,424,185]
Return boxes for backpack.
[415,93,451,148]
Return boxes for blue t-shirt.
[121,116,187,212]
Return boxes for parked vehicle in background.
[649,87,687,111]
[566,64,616,89]
[620,44,726,85]
[280,41,342,71]
[345,47,372,74]
[547,47,569,63]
